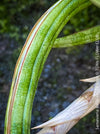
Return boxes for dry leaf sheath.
[33,76,100,134]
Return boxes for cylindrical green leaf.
[4,0,91,134]
[54,26,100,48]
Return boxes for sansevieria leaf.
[5,0,100,134]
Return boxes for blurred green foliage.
[0,0,56,41]
[0,0,100,42]
[75,110,96,134]
[90,0,100,8]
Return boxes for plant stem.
[54,26,100,48]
